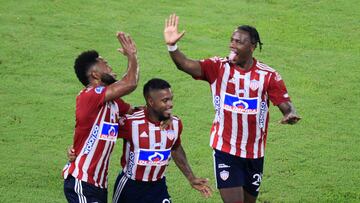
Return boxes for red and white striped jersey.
[62,86,130,188]
[197,57,290,159]
[119,109,182,182]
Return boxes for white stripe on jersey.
[142,123,156,181]
[229,70,240,155]
[257,61,276,72]
[240,72,251,157]
[253,72,266,158]
[216,63,231,150]
[209,81,218,147]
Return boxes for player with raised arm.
[164,14,301,203]
[62,32,139,203]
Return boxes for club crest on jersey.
[250,79,259,91]
[224,93,259,114]
[163,130,175,140]
[137,149,171,166]
[220,170,229,181]
[99,122,118,141]
[95,86,105,94]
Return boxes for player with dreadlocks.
[163,14,301,203]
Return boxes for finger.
[171,13,176,27]
[175,15,179,28]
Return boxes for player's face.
[96,57,117,85]
[148,88,173,121]
[228,30,255,65]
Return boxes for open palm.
[164,14,185,45]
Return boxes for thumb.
[178,30,186,40]
[117,48,124,54]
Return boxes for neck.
[236,58,253,71]
[146,107,161,123]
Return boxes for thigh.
[243,158,264,198]
[145,178,171,203]
[219,186,244,203]
[64,176,107,203]
[213,150,245,189]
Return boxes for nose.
[167,100,173,109]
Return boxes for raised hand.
[116,32,137,57]
[189,177,213,198]
[164,13,185,45]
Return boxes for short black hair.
[143,78,171,99]
[237,25,263,51]
[74,50,99,86]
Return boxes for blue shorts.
[112,172,171,203]
[213,149,264,197]
[64,175,107,203]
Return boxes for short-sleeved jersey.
[197,57,290,159]
[118,109,182,182]
[62,86,130,188]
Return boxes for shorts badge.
[220,170,229,181]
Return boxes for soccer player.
[112,78,212,203]
[163,14,301,203]
[62,32,139,203]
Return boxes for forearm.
[114,55,139,94]
[278,101,296,116]
[171,146,195,181]
[168,48,202,78]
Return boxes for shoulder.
[255,60,277,73]
[125,110,146,121]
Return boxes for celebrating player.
[164,14,301,203]
[112,78,212,202]
[62,32,139,203]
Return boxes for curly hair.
[74,50,99,86]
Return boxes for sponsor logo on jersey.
[126,151,135,177]
[224,93,259,114]
[214,95,221,122]
[140,131,148,138]
[84,125,99,154]
[95,86,105,94]
[220,170,229,181]
[99,122,118,141]
[259,101,267,130]
[137,149,171,166]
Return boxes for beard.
[101,73,117,85]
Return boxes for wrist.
[167,44,178,52]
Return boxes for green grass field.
[1,0,359,202]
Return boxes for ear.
[250,44,256,52]
[147,96,154,108]
[90,69,101,81]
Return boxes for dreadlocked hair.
[237,25,263,51]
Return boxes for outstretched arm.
[105,32,139,102]
[171,144,212,198]
[164,14,202,78]
[278,101,301,124]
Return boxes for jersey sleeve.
[173,119,183,148]
[195,57,221,84]
[267,71,291,106]
[84,86,107,108]
[118,117,131,140]
[115,98,131,115]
